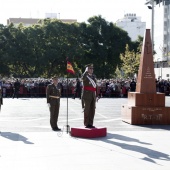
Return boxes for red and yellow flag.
[67,61,75,74]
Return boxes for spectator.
[12,79,20,99]
[72,78,81,99]
[130,79,136,92]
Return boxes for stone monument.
[121,29,170,124]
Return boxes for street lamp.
[145,0,155,53]
[157,58,162,79]
[151,0,155,53]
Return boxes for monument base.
[71,127,107,138]
[121,104,170,125]
[127,92,165,107]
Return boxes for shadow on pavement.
[137,125,170,131]
[96,133,170,165]
[0,132,34,144]
[105,133,152,145]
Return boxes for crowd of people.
[0,77,170,99]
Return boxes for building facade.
[163,1,170,65]
[116,13,146,41]
[7,17,77,27]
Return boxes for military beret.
[85,63,93,68]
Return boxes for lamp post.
[159,60,163,79]
[151,0,154,52]
[157,58,162,79]
[145,0,155,53]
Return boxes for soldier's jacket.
[46,83,61,104]
[81,71,97,100]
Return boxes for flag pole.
[66,73,70,134]
[66,60,75,134]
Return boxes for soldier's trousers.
[83,97,95,126]
[49,100,60,129]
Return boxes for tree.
[78,15,131,78]
[0,16,137,78]
[0,24,10,75]
[130,35,143,53]
[120,44,140,78]
[42,19,83,78]
[0,20,82,78]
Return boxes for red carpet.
[71,127,107,138]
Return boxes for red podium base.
[71,127,107,138]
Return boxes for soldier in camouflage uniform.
[81,64,97,128]
[46,76,61,131]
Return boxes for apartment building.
[116,13,146,41]
[163,0,170,65]
[7,17,77,27]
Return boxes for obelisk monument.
[121,29,170,125]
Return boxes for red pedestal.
[71,127,107,138]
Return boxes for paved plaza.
[0,97,170,170]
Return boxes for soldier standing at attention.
[46,76,61,131]
[82,64,97,128]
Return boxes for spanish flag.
[67,61,75,74]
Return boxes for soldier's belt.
[49,95,60,99]
[83,86,96,92]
